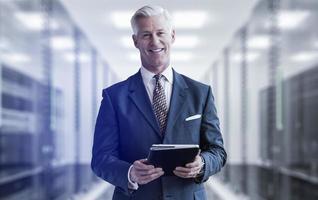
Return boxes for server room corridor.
[0,0,317,199]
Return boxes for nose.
[150,34,160,45]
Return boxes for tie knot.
[154,74,164,82]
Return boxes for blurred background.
[0,0,317,199]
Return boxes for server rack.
[259,65,318,199]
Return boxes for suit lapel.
[164,70,188,140]
[128,71,161,138]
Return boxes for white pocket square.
[185,114,202,121]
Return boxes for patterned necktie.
[153,74,168,136]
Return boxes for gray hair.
[130,5,173,35]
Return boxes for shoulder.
[175,72,215,107]
[181,74,209,89]
[176,72,211,94]
[102,72,138,97]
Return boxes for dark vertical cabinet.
[0,65,72,200]
[259,66,318,199]
[282,67,318,174]
[302,67,318,176]
[0,65,46,199]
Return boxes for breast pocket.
[183,117,201,143]
[184,115,201,129]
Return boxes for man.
[91,5,226,200]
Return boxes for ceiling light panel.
[1,52,31,63]
[278,10,310,30]
[51,36,74,50]
[291,51,318,62]
[64,53,90,63]
[110,11,134,29]
[15,12,59,31]
[172,11,208,29]
[232,52,259,63]
[247,35,270,49]
[172,52,194,61]
[174,36,199,48]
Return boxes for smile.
[149,48,164,53]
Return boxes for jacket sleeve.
[196,86,227,183]
[91,89,132,195]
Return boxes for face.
[132,15,175,74]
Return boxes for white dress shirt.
[128,66,174,190]
[140,65,173,109]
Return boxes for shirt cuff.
[127,165,139,190]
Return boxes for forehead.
[135,15,170,32]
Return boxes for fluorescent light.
[110,11,134,29]
[51,36,74,50]
[278,10,309,30]
[247,35,270,49]
[15,12,59,31]
[291,51,318,62]
[174,36,199,48]
[1,53,30,63]
[121,36,134,48]
[172,11,208,29]
[172,52,194,61]
[232,52,259,63]
[64,53,90,63]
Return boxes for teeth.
[151,48,163,52]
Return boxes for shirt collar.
[140,65,173,84]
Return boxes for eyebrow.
[140,31,151,34]
[140,29,167,34]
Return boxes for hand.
[173,155,204,178]
[130,158,164,185]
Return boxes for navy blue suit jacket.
[91,69,226,200]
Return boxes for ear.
[132,34,138,48]
[171,29,176,44]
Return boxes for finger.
[174,166,201,178]
[135,167,163,180]
[185,161,200,168]
[185,156,201,168]
[134,161,154,170]
[134,159,152,166]
[136,167,163,176]
[147,170,164,181]
[175,166,192,173]
[174,169,198,178]
[191,166,202,173]
[173,170,192,178]
[138,170,164,184]
[175,165,202,175]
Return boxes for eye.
[142,33,151,38]
[158,31,165,36]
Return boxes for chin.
[152,60,168,67]
[153,63,167,69]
